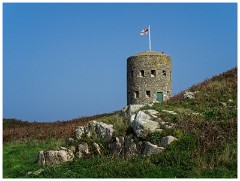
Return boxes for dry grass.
[3,112,116,143]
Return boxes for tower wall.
[127,52,172,105]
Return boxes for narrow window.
[146,91,151,98]
[151,70,156,77]
[140,70,144,77]
[162,70,166,76]
[130,70,133,78]
[134,91,139,98]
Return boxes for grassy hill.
[3,67,237,178]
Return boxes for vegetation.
[3,67,237,178]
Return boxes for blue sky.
[3,3,237,122]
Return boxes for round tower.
[127,51,172,105]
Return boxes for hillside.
[3,67,237,178]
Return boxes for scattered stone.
[162,109,177,115]
[143,142,164,156]
[38,149,74,166]
[93,142,101,155]
[60,147,67,150]
[131,111,160,139]
[27,168,45,176]
[219,102,227,107]
[33,168,44,175]
[165,125,173,129]
[192,112,200,116]
[228,99,234,103]
[161,136,178,148]
[160,121,166,125]
[184,91,198,99]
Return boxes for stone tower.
[127,51,172,105]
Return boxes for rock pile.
[37,105,178,166]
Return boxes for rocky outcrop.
[38,149,74,166]
[95,122,114,142]
[131,111,160,139]
[37,107,180,166]
[75,126,85,140]
[128,104,145,116]
[75,120,114,143]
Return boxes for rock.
[68,146,76,153]
[160,121,166,125]
[131,111,160,139]
[228,99,234,103]
[192,112,200,116]
[155,128,163,133]
[75,126,85,140]
[95,122,114,142]
[67,137,75,145]
[219,102,227,107]
[128,104,145,116]
[93,142,101,155]
[184,91,198,99]
[121,106,129,117]
[165,125,173,129]
[110,136,125,156]
[74,121,114,143]
[38,149,74,166]
[161,136,178,148]
[33,168,44,175]
[147,103,154,107]
[27,168,45,176]
[145,109,159,117]
[162,110,177,115]
[60,147,67,150]
[38,151,45,165]
[124,136,139,158]
[143,142,164,156]
[87,120,98,134]
[129,114,136,124]
[77,142,90,158]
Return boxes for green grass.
[3,138,65,178]
[3,134,237,178]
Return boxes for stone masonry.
[127,51,172,105]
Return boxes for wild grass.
[3,138,65,178]
[3,67,237,178]
[3,112,116,143]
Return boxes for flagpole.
[149,25,151,51]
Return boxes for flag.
[140,28,148,36]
